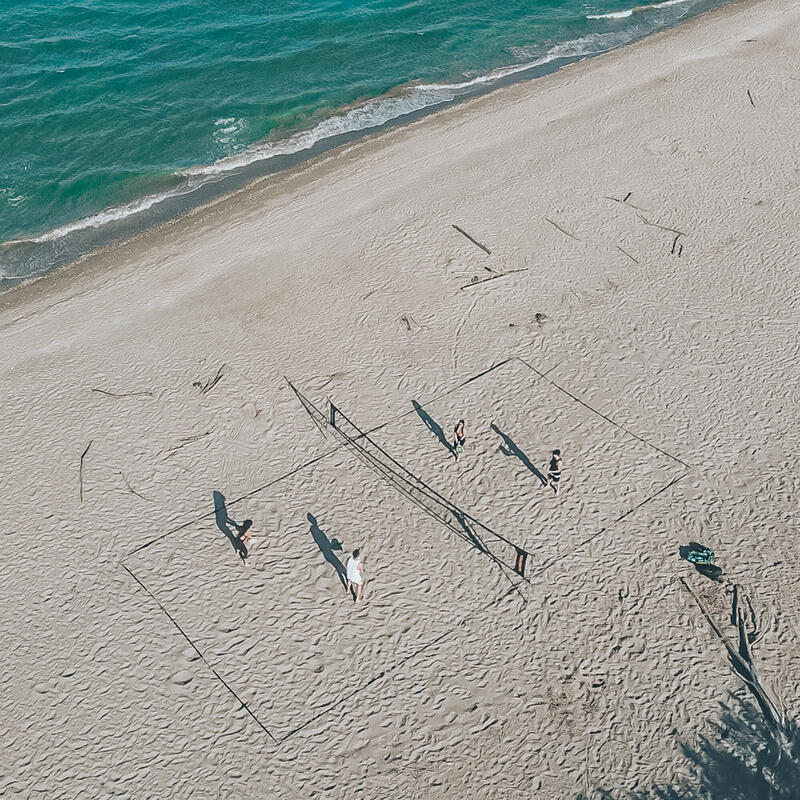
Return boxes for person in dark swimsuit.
[547,449,563,495]
[453,419,466,456]
[235,519,253,566]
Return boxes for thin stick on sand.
[617,245,639,264]
[79,441,92,503]
[119,472,153,502]
[603,193,650,212]
[451,224,492,255]
[91,388,154,398]
[160,431,212,460]
[193,364,226,394]
[747,89,756,106]
[637,215,688,236]
[544,217,582,241]
[460,269,529,290]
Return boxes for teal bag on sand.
[686,547,715,565]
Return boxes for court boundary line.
[120,351,692,745]
[121,564,278,744]
[121,357,517,561]
[123,352,687,560]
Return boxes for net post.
[514,548,528,577]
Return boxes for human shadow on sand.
[307,512,346,587]
[412,400,455,457]
[213,490,248,562]
[491,423,547,485]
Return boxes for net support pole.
[514,548,528,577]
[329,400,337,429]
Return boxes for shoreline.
[0,0,737,304]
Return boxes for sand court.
[334,357,688,561]
[124,443,518,739]
[122,355,690,753]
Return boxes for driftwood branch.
[617,245,639,264]
[120,472,153,502]
[160,431,211,460]
[193,364,226,394]
[452,225,492,255]
[544,217,581,241]
[637,215,688,237]
[92,388,153,399]
[460,269,529,290]
[604,194,649,212]
[79,441,92,503]
[747,89,756,107]
[681,578,785,733]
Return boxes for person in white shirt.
[346,548,365,602]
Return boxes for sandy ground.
[1,0,799,797]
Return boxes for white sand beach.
[1,0,799,796]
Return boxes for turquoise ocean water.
[0,0,723,288]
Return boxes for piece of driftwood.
[747,89,756,107]
[681,578,785,733]
[617,245,639,264]
[92,388,153,398]
[161,431,211,460]
[637,215,688,237]
[671,234,681,254]
[452,225,491,255]
[604,194,649,212]
[460,269,529,290]
[120,472,152,502]
[193,364,226,394]
[544,217,581,241]
[79,441,92,503]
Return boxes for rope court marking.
[120,353,691,745]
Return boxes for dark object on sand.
[680,541,723,581]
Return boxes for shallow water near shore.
[1,0,726,288]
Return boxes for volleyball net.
[286,378,531,587]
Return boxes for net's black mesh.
[287,378,529,585]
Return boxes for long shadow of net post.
[213,490,248,562]
[579,697,800,800]
[412,400,455,457]
[307,512,346,587]
[491,423,548,486]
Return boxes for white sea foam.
[185,32,641,180]
[587,0,690,21]
[179,87,456,177]
[213,117,247,146]
[1,181,203,245]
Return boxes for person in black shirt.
[547,449,563,495]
